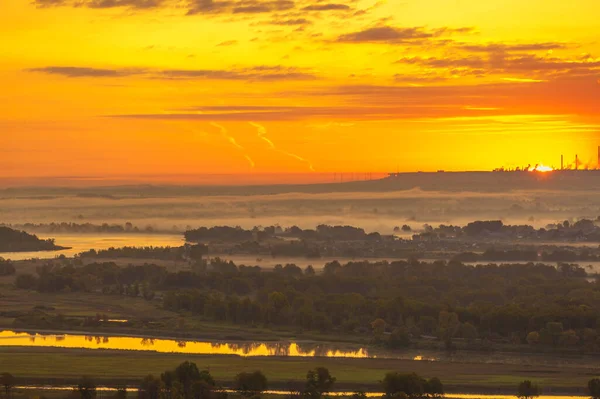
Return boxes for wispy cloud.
[249,122,315,171]
[336,25,473,44]
[210,122,256,168]
[26,65,319,81]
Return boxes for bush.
[15,273,38,289]
[0,259,15,276]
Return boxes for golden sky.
[2,0,600,183]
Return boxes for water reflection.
[0,330,370,358]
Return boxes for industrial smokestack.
[598,146,599,169]
[576,154,579,170]
[561,155,564,171]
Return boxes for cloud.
[110,103,503,121]
[336,25,471,44]
[33,0,165,9]
[267,17,311,25]
[185,105,297,111]
[109,73,600,122]
[395,53,600,79]
[302,3,350,11]
[32,0,359,26]
[459,42,571,52]
[26,65,318,81]
[25,66,144,77]
[249,121,276,149]
[33,0,67,6]
[216,40,238,46]
[393,74,449,84]
[210,122,256,168]
[337,26,433,43]
[187,0,295,15]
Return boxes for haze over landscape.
[2,1,600,399]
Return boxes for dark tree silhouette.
[304,368,335,399]
[517,380,540,399]
[138,375,161,399]
[234,371,268,397]
[77,376,97,399]
[589,378,600,399]
[1,373,15,399]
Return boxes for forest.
[10,257,600,353]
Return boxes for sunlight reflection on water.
[0,330,370,358]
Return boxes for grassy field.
[1,347,598,394]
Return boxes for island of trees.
[0,226,67,253]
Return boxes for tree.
[371,318,386,337]
[589,378,600,399]
[138,375,161,399]
[115,386,127,399]
[191,381,214,399]
[424,377,444,398]
[174,362,214,399]
[517,380,540,399]
[77,376,97,399]
[350,392,367,399]
[388,327,411,348]
[15,273,37,290]
[460,323,478,343]
[234,371,268,397]
[1,373,15,399]
[526,331,540,346]
[304,368,335,398]
[382,372,425,399]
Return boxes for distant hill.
[0,226,68,253]
[2,170,600,197]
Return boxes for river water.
[2,330,599,369]
[0,330,372,358]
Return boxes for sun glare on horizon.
[528,164,554,173]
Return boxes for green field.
[1,347,597,394]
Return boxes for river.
[2,330,599,369]
[0,233,185,261]
[0,330,372,358]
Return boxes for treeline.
[79,246,187,261]
[4,364,600,399]
[0,363,445,399]
[3,222,176,234]
[13,258,600,351]
[0,258,15,276]
[0,226,66,253]
[452,248,598,265]
[78,244,207,262]
[184,225,380,243]
[414,219,600,242]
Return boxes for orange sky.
[2,0,600,183]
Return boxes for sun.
[528,164,554,173]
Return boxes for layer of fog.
[2,187,600,234]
